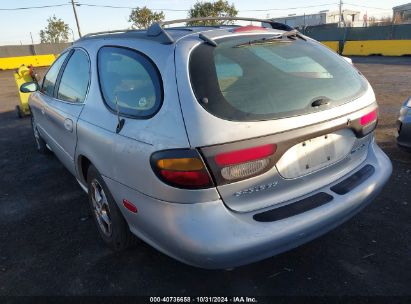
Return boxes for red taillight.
[159,170,210,187]
[360,109,377,126]
[212,144,277,182]
[151,149,213,189]
[233,25,268,33]
[215,144,277,166]
[123,199,138,213]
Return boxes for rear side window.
[189,35,368,121]
[97,46,163,118]
[57,49,90,103]
[41,52,69,97]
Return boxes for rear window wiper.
[234,35,286,48]
[234,30,306,48]
[282,29,307,41]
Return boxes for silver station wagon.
[22,17,392,269]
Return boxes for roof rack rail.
[81,29,142,39]
[147,17,294,44]
[79,28,175,44]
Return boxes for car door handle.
[64,119,73,132]
[41,106,46,115]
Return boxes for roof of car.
[74,25,240,45]
[74,17,294,46]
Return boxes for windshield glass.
[189,35,368,121]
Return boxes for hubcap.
[31,118,41,149]
[90,179,112,237]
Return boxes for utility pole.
[71,0,82,38]
[69,28,75,42]
[339,0,343,27]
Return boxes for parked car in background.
[21,17,392,269]
[397,96,411,150]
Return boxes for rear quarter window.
[97,46,163,118]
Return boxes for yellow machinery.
[14,64,37,118]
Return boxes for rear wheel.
[31,115,50,154]
[87,165,135,251]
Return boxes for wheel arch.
[77,154,93,185]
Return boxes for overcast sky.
[0,0,406,45]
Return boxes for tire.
[16,105,22,118]
[87,165,136,251]
[31,115,50,154]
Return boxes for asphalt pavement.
[0,58,410,298]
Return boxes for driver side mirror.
[20,82,39,93]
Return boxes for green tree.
[129,6,165,29]
[40,15,70,43]
[187,0,238,26]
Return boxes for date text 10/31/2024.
[149,297,258,303]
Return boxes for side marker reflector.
[123,199,138,213]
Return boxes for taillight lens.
[213,144,277,182]
[360,109,377,126]
[159,170,211,186]
[151,150,213,189]
[215,144,276,166]
[358,109,378,136]
[221,158,270,180]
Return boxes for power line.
[77,3,187,11]
[77,2,339,12]
[343,3,392,11]
[0,2,392,12]
[0,2,339,13]
[241,4,338,12]
[0,4,69,11]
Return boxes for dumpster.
[14,64,37,118]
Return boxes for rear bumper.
[104,140,391,269]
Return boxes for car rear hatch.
[174,27,378,212]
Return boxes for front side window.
[41,52,69,97]
[97,46,162,118]
[189,35,368,121]
[57,49,90,103]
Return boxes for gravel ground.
[0,58,410,298]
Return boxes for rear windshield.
[189,34,368,121]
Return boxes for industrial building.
[271,9,361,28]
[393,3,411,22]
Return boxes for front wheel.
[87,165,136,251]
[16,105,22,118]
